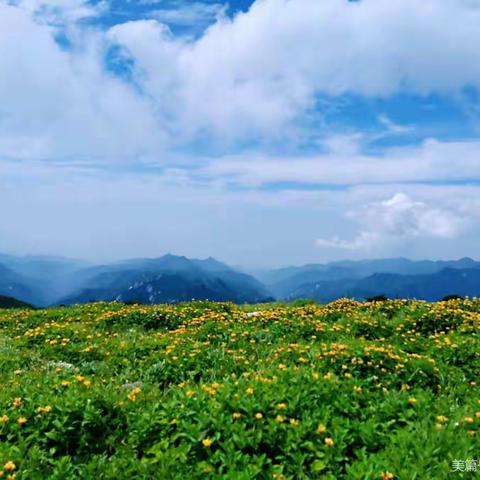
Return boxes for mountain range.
[260,257,480,302]
[0,253,479,307]
[0,253,273,307]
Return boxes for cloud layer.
[108,0,480,144]
[3,0,480,159]
[2,0,480,263]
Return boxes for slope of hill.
[0,254,90,306]
[0,264,41,306]
[0,294,33,309]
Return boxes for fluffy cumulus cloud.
[0,0,160,162]
[2,0,480,159]
[369,193,462,239]
[107,0,480,143]
[316,192,466,251]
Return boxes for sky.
[1,0,480,268]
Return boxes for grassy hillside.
[0,299,479,479]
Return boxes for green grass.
[0,299,479,479]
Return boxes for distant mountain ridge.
[272,267,480,303]
[1,254,480,307]
[260,257,480,302]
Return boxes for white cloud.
[2,0,480,160]
[200,137,480,186]
[316,231,380,250]
[316,192,465,251]
[107,0,480,144]
[10,0,107,23]
[371,193,461,238]
[0,1,161,161]
[377,115,412,135]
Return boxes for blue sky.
[1,0,480,267]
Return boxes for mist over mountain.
[1,253,479,307]
[0,253,273,307]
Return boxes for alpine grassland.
[0,299,479,479]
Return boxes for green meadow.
[0,299,479,479]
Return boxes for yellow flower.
[246,388,254,395]
[255,412,263,420]
[127,387,142,402]
[381,473,394,480]
[407,397,417,405]
[275,415,285,423]
[436,415,448,424]
[202,438,213,447]
[37,406,52,415]
[276,403,287,410]
[462,417,474,424]
[317,423,327,434]
[12,398,22,409]
[61,381,70,388]
[232,412,242,420]
[0,415,9,424]
[17,417,27,426]
[324,437,334,447]
[289,418,299,426]
[3,462,16,472]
